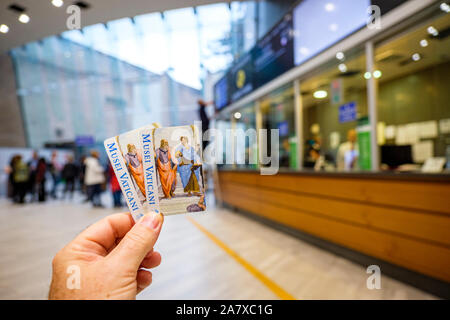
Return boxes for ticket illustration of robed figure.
[104,124,206,221]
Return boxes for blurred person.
[84,150,105,208]
[198,99,213,150]
[49,211,163,299]
[49,151,62,199]
[337,129,359,171]
[61,155,79,200]
[4,155,18,199]
[78,155,87,199]
[27,150,39,201]
[11,155,29,204]
[304,144,325,171]
[280,138,291,168]
[108,163,122,208]
[35,157,48,202]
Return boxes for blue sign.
[278,121,289,137]
[75,135,95,146]
[339,102,357,123]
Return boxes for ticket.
[105,124,206,221]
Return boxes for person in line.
[108,163,122,208]
[336,129,359,171]
[84,150,105,208]
[155,139,177,199]
[27,150,39,201]
[49,211,163,299]
[78,155,88,201]
[11,155,29,204]
[49,151,63,199]
[175,136,201,197]
[35,157,47,202]
[61,155,79,200]
[5,155,19,200]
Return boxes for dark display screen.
[214,0,408,110]
[214,73,230,110]
[253,13,294,88]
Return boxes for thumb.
[109,212,164,270]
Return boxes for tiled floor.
[0,193,437,300]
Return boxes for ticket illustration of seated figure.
[104,124,206,221]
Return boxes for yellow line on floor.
[186,216,296,300]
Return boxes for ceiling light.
[336,52,345,61]
[364,72,372,80]
[299,47,310,55]
[0,24,9,34]
[52,0,64,7]
[18,14,30,24]
[373,70,382,79]
[325,3,335,12]
[420,39,428,47]
[427,26,439,36]
[338,63,347,73]
[234,112,242,120]
[329,24,338,32]
[440,2,450,13]
[412,53,421,61]
[313,90,328,99]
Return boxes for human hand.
[49,212,164,300]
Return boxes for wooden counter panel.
[220,183,450,247]
[220,171,450,215]
[218,170,450,283]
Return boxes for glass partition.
[260,84,296,169]
[233,103,258,169]
[299,49,367,171]
[374,11,450,172]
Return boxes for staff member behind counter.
[336,129,359,172]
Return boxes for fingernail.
[140,212,163,230]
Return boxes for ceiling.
[0,0,230,53]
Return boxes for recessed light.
[19,14,30,24]
[313,90,328,99]
[0,24,9,33]
[364,72,372,80]
[52,0,64,7]
[412,53,421,61]
[336,52,345,61]
[234,112,242,120]
[427,26,439,36]
[440,2,450,13]
[338,64,347,73]
[373,70,382,79]
[325,3,335,12]
[420,39,428,47]
[329,24,338,32]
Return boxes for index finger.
[72,212,135,256]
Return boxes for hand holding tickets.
[49,212,163,300]
[104,124,207,221]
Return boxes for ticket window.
[215,115,233,169]
[233,104,258,169]
[374,10,450,172]
[260,84,296,169]
[299,49,368,172]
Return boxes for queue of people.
[4,149,122,209]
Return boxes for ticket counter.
[216,169,450,285]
